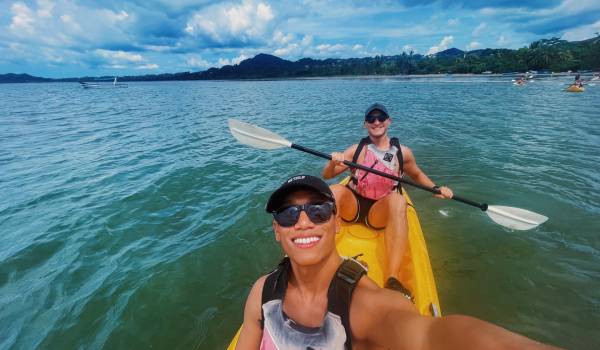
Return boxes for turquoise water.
[0,78,599,349]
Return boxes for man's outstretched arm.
[357,289,563,350]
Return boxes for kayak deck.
[226,178,441,349]
[566,85,584,92]
[334,178,440,316]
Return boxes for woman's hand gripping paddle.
[228,119,548,230]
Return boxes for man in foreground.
[323,103,452,296]
[235,175,562,350]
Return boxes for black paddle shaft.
[291,143,488,211]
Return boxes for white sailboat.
[79,77,128,88]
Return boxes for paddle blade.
[486,206,548,230]
[228,119,292,150]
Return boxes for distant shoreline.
[1,72,597,84]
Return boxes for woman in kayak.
[234,175,564,350]
[518,77,526,85]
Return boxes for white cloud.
[218,58,231,66]
[402,44,412,52]
[135,64,159,69]
[182,54,241,69]
[10,3,36,33]
[43,48,62,63]
[95,49,143,63]
[562,20,600,41]
[301,34,313,46]
[272,31,295,45]
[102,65,125,69]
[185,1,275,44]
[353,44,363,50]
[185,55,212,69]
[115,11,128,21]
[466,41,482,50]
[273,43,301,57]
[144,43,181,52]
[256,3,274,21]
[428,36,453,55]
[472,23,486,37]
[232,54,248,65]
[495,36,511,46]
[447,18,460,26]
[36,0,55,18]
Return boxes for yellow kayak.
[515,83,525,86]
[567,85,584,92]
[227,177,441,349]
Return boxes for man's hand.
[434,186,453,199]
[330,152,345,167]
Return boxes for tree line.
[2,35,599,84]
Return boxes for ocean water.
[0,78,599,349]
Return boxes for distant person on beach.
[322,103,453,298]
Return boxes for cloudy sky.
[1,0,599,78]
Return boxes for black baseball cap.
[265,175,335,213]
[364,103,389,120]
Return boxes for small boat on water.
[226,177,441,348]
[79,78,128,89]
[515,83,525,86]
[567,85,584,92]
[445,72,453,76]
[482,71,492,75]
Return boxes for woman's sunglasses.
[365,115,389,124]
[273,202,336,227]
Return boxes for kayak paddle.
[228,119,548,231]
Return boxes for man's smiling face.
[364,109,391,138]
[273,189,340,266]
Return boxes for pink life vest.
[351,140,402,201]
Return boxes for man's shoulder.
[247,275,269,303]
[343,143,361,156]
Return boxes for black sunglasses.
[273,202,336,227]
[365,115,389,124]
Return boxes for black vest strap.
[389,137,404,176]
[351,137,372,164]
[260,257,290,330]
[326,259,367,350]
[350,137,372,186]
